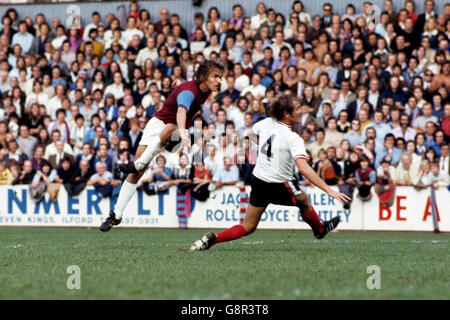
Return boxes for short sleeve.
[176,90,195,111]
[289,133,308,160]
[252,119,263,135]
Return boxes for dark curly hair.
[195,60,225,84]
[268,93,300,121]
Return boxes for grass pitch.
[0,227,448,299]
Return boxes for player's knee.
[160,124,177,144]
[127,173,139,184]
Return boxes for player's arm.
[295,157,351,204]
[176,90,195,147]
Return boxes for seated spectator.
[237,136,257,185]
[210,156,240,190]
[355,156,376,201]
[170,154,194,193]
[362,110,392,145]
[17,125,38,160]
[393,153,419,186]
[413,102,439,133]
[336,110,351,133]
[315,102,333,128]
[314,149,338,185]
[93,144,113,172]
[392,114,417,142]
[3,139,28,168]
[87,162,113,198]
[48,108,71,144]
[31,145,46,171]
[141,154,173,195]
[374,134,403,169]
[70,114,87,157]
[55,156,77,185]
[75,143,95,170]
[63,159,95,197]
[343,119,362,147]
[324,117,344,148]
[307,128,331,163]
[124,118,142,156]
[190,161,212,201]
[44,130,74,159]
[0,160,14,185]
[338,150,360,209]
[12,160,35,185]
[240,73,266,100]
[203,144,222,177]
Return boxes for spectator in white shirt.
[103,72,125,100]
[83,11,102,41]
[233,63,249,92]
[241,73,266,99]
[250,2,268,29]
[121,16,144,45]
[135,37,158,67]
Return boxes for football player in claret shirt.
[191,93,351,250]
[100,60,224,232]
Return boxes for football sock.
[301,207,324,235]
[114,181,137,219]
[214,225,247,244]
[134,136,164,171]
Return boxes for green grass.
[0,227,448,299]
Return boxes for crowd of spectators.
[0,0,449,204]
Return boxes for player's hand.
[326,188,351,204]
[181,136,191,148]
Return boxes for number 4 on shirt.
[261,134,275,160]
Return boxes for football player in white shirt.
[191,94,351,251]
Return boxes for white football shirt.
[252,118,307,183]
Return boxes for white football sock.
[114,180,137,219]
[134,136,164,171]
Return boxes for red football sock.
[301,207,324,234]
[214,225,247,244]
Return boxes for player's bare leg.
[100,145,150,232]
[190,204,266,251]
[101,124,181,232]
[294,192,341,239]
[118,124,178,174]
